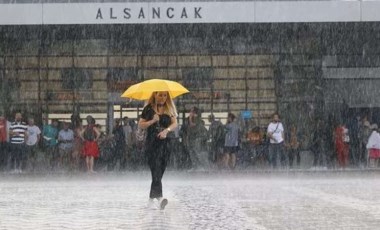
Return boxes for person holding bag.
[138,91,178,210]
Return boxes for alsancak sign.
[1,1,380,25]
[95,5,203,20]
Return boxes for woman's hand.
[157,129,169,139]
[152,114,160,124]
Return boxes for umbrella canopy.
[121,79,189,100]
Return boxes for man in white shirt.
[267,113,285,168]
[26,118,41,171]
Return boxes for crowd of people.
[178,110,380,171]
[241,113,380,170]
[0,109,379,174]
[0,112,105,173]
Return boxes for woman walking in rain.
[139,91,178,210]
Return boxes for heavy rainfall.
[0,0,380,229]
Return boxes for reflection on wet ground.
[0,171,379,229]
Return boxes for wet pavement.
[0,171,379,230]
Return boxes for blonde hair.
[146,92,178,117]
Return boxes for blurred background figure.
[111,118,126,171]
[181,107,208,170]
[223,113,240,170]
[366,124,380,168]
[334,120,350,169]
[208,114,224,166]
[168,126,181,169]
[286,124,301,169]
[358,116,371,168]
[71,116,83,171]
[58,122,74,171]
[80,115,100,173]
[0,113,9,171]
[267,113,285,169]
[310,120,325,169]
[43,118,59,170]
[347,114,361,167]
[9,112,28,173]
[26,117,41,172]
[122,117,134,170]
[246,126,265,167]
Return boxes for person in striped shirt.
[9,112,28,173]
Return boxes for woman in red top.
[334,123,349,168]
[0,115,8,169]
[80,115,100,173]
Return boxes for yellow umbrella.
[121,79,189,100]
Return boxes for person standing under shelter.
[80,115,100,173]
[310,120,325,169]
[25,117,41,172]
[246,126,265,166]
[267,113,285,169]
[366,124,380,168]
[112,118,126,170]
[181,107,208,170]
[334,121,350,169]
[58,122,74,171]
[71,114,83,171]
[358,117,371,168]
[9,112,28,173]
[0,114,8,170]
[122,116,134,169]
[223,113,240,170]
[208,114,225,165]
[286,124,301,169]
[43,119,59,170]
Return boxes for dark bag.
[135,127,147,143]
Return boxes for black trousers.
[147,139,170,199]
[10,143,26,170]
[312,145,324,167]
[0,142,8,169]
[288,148,300,168]
[359,143,368,166]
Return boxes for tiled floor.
[0,171,379,229]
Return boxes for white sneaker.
[158,198,168,210]
[147,199,156,209]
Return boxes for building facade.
[1,1,380,147]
